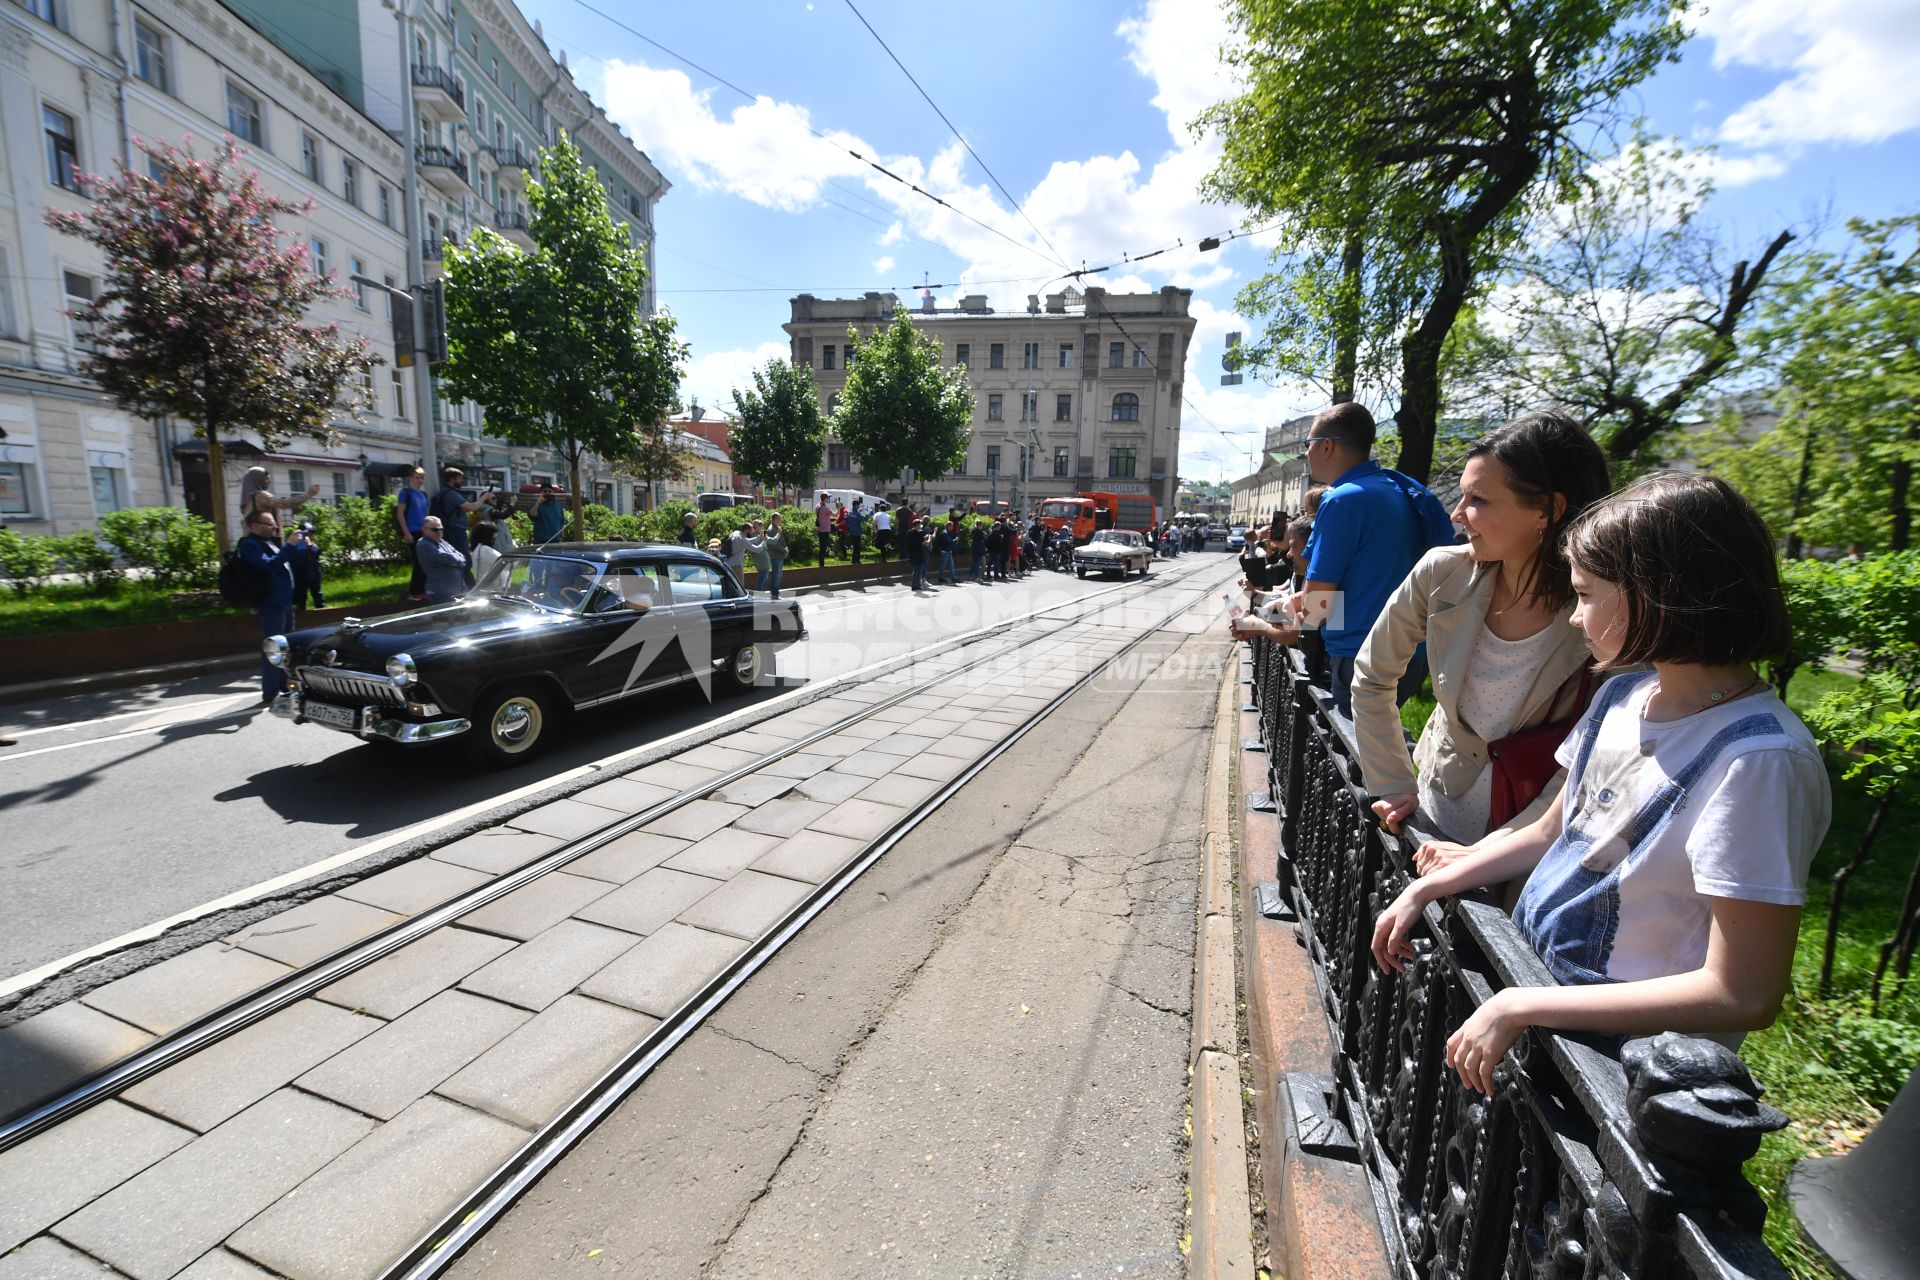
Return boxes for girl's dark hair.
[471,522,497,547]
[1563,471,1790,666]
[1463,408,1612,612]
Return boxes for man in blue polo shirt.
[1280,402,1452,716]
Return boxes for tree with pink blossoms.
[46,138,378,550]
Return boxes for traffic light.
[391,291,416,369]
[417,279,448,366]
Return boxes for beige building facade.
[783,286,1195,516]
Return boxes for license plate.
[304,701,359,731]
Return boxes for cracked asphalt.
[450,626,1224,1278]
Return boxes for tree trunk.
[1785,420,1817,560]
[1331,232,1363,404]
[1821,792,1897,996]
[568,454,584,541]
[207,430,233,552]
[1869,840,1920,1011]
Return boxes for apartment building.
[784,286,1196,515]
[0,0,669,536]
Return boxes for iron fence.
[1245,636,1792,1280]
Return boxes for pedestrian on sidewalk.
[395,466,429,600]
[816,493,833,568]
[934,520,959,584]
[846,500,867,568]
[743,518,771,591]
[415,516,468,605]
[677,511,699,547]
[721,520,749,583]
[287,522,325,609]
[970,520,987,581]
[239,509,296,704]
[873,503,894,559]
[762,513,788,599]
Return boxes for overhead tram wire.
[561,0,1063,275]
[839,0,1069,272]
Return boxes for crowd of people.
[1227,401,1831,1095]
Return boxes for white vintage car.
[1073,529,1153,578]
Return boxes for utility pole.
[388,0,438,484]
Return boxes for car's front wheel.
[466,683,553,767]
[721,642,765,692]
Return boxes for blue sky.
[521,0,1920,485]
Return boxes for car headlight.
[385,653,418,686]
[263,635,289,668]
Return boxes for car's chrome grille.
[297,667,404,707]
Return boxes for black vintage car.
[268,544,805,766]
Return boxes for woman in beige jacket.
[1351,410,1612,863]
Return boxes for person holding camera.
[287,522,325,610]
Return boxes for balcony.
[491,147,535,192]
[416,145,469,197]
[410,64,464,123]
[495,212,535,252]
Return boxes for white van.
[811,488,888,512]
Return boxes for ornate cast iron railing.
[1245,637,1792,1280]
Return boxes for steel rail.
[0,565,1213,1151]
[381,565,1222,1279]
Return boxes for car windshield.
[1041,501,1083,520]
[1090,531,1133,546]
[479,555,602,612]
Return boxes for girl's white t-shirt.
[1542,674,1830,984]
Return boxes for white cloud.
[681,341,792,411]
[872,255,895,274]
[1116,0,1242,146]
[1695,0,1920,149]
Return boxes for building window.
[1133,344,1150,368]
[987,392,1003,422]
[985,446,1001,476]
[226,84,263,146]
[1108,341,1124,368]
[358,366,374,405]
[0,246,19,339]
[301,133,320,181]
[1055,393,1072,421]
[286,468,307,496]
[491,57,500,83]
[63,271,96,351]
[827,392,840,415]
[378,184,392,226]
[90,467,123,515]
[1020,391,1037,422]
[476,100,488,138]
[844,342,856,368]
[827,443,851,472]
[0,462,37,515]
[1112,392,1140,422]
[821,343,835,370]
[954,342,970,368]
[21,0,60,26]
[134,20,170,91]
[1058,342,1074,369]
[147,155,167,181]
[341,158,359,205]
[1053,447,1070,477]
[44,106,81,192]
[989,343,1004,370]
[1108,447,1138,479]
[309,237,330,279]
[1022,342,1038,369]
[350,257,368,309]
[334,470,350,501]
[393,368,407,419]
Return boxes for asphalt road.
[0,555,1226,989]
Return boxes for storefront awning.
[171,439,266,459]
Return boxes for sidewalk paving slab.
[52,1088,373,1280]
[578,923,748,1018]
[855,773,945,809]
[297,990,529,1122]
[893,751,973,782]
[224,896,405,968]
[459,921,643,1012]
[808,796,907,840]
[570,776,676,816]
[436,994,658,1131]
[428,828,563,877]
[676,743,766,772]
[334,859,492,917]
[456,872,615,943]
[175,1249,279,1279]
[789,770,870,805]
[707,771,798,807]
[79,943,293,1037]
[0,1238,117,1279]
[572,867,721,937]
[749,830,865,884]
[822,752,898,779]
[731,797,834,838]
[121,1000,379,1134]
[675,871,814,941]
[0,1002,153,1120]
[662,828,781,879]
[625,759,721,791]
[637,797,748,841]
[506,797,617,842]
[0,1100,191,1253]
[228,1095,527,1280]
[563,830,690,885]
[756,751,839,779]
[314,928,514,1021]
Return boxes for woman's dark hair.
[1563,471,1790,666]
[1463,408,1612,612]
[471,522,497,547]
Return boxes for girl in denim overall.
[1371,472,1830,1095]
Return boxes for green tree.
[731,359,827,503]
[1199,0,1688,481]
[1444,135,1793,466]
[45,139,377,550]
[442,133,685,539]
[609,429,696,512]
[833,306,974,487]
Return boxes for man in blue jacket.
[1285,401,1453,716]
[239,509,297,704]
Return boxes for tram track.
[0,558,1233,1280]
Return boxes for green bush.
[773,505,817,562]
[506,509,533,546]
[1830,1013,1920,1107]
[576,503,646,542]
[51,530,122,592]
[96,506,217,588]
[643,500,694,543]
[0,529,59,594]
[293,495,403,568]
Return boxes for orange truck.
[1037,492,1159,544]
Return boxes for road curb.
[1189,649,1255,1279]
